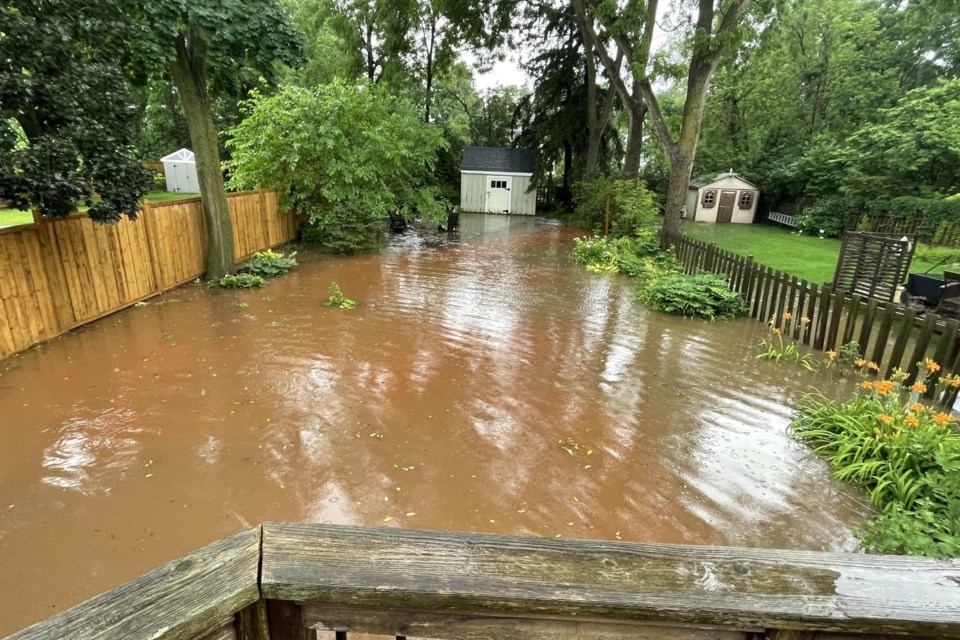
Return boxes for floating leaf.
[406,512,416,517]
[384,516,393,522]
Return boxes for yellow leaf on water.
[586,449,593,455]
[7,504,14,509]
[573,496,579,502]
[554,534,562,538]
[145,474,154,478]
[489,519,496,523]
[384,516,393,522]
[584,465,592,469]
[406,512,416,517]
[517,509,527,513]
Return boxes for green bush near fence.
[637,272,748,321]
[795,196,960,241]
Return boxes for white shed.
[460,146,537,215]
[685,172,760,224]
[160,148,200,194]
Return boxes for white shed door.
[485,176,512,214]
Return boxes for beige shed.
[685,172,760,224]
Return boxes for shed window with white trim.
[702,190,716,207]
[739,191,753,209]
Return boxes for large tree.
[136,1,303,278]
[581,0,760,241]
[0,1,150,221]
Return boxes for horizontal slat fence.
[668,231,960,404]
[0,190,296,359]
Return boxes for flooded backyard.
[0,214,871,635]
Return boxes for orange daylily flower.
[826,350,837,360]
[924,359,941,373]
[904,415,920,427]
[782,312,792,320]
[867,361,879,372]
[873,380,895,395]
[909,403,926,413]
[877,414,893,424]
[800,316,810,324]
[772,327,782,335]
[854,358,867,368]
[912,383,928,394]
[861,381,874,390]
[934,412,955,426]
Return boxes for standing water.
[0,214,869,634]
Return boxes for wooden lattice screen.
[832,232,915,302]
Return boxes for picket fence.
[0,190,296,359]
[668,232,960,404]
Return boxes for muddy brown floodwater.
[0,214,870,634]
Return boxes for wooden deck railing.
[5,523,960,640]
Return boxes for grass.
[683,222,949,283]
[0,191,200,228]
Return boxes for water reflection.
[0,213,871,635]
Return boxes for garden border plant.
[791,360,960,557]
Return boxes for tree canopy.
[0,1,150,221]
[228,82,447,252]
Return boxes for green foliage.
[792,370,960,557]
[0,1,151,221]
[213,273,266,288]
[914,243,960,265]
[837,340,863,368]
[228,82,447,253]
[239,250,298,278]
[571,228,669,276]
[573,178,660,237]
[843,80,960,198]
[794,195,960,240]
[637,273,748,321]
[325,281,356,309]
[756,315,816,371]
[795,197,862,238]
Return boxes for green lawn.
[0,191,200,228]
[684,222,948,284]
[0,208,33,227]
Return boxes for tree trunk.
[424,18,435,123]
[171,35,235,279]
[622,102,646,180]
[662,148,692,243]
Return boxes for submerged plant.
[757,313,815,371]
[637,272,747,320]
[240,249,297,278]
[212,273,266,289]
[325,281,356,309]
[792,361,960,557]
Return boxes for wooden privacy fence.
[668,232,960,403]
[7,522,960,640]
[0,190,296,359]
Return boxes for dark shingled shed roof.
[461,146,536,174]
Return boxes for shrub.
[637,272,747,320]
[795,196,862,237]
[213,273,266,289]
[913,242,960,265]
[228,82,446,253]
[324,281,356,309]
[572,178,660,237]
[572,227,667,275]
[240,249,297,277]
[792,365,960,557]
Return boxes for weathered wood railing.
[6,523,960,640]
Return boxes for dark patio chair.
[439,206,460,232]
[388,212,407,232]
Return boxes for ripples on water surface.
[0,214,870,634]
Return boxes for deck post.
[267,600,308,640]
